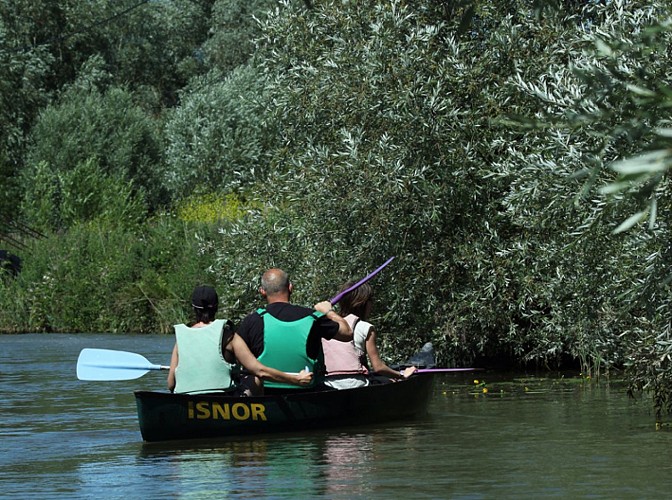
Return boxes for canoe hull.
[134,373,434,442]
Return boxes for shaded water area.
[2,334,672,498]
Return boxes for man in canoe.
[167,285,313,395]
[237,268,352,393]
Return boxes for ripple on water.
[4,335,672,499]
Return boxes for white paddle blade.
[76,348,162,381]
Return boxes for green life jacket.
[174,319,234,394]
[256,307,323,389]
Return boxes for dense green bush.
[471,0,672,411]
[231,0,542,362]
[7,0,209,105]
[22,84,165,227]
[546,4,672,415]
[0,0,208,221]
[87,0,209,106]
[0,33,52,220]
[200,0,502,362]
[201,0,672,374]
[21,158,147,230]
[162,65,277,201]
[0,218,221,334]
[203,0,278,74]
[431,1,650,368]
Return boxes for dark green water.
[1,334,671,499]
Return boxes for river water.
[2,334,672,499]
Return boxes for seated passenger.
[167,285,312,394]
[322,282,417,389]
[237,268,352,393]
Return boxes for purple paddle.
[329,256,395,305]
[415,368,483,373]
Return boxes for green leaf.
[649,198,657,230]
[595,38,613,57]
[613,210,648,234]
[599,181,631,195]
[626,84,656,97]
[611,150,672,175]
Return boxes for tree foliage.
[215,0,594,363]
[0,28,52,219]
[162,65,276,201]
[0,0,209,221]
[22,82,164,229]
[0,218,221,334]
[205,0,672,381]
[203,0,278,74]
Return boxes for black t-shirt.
[237,302,340,360]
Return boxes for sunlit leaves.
[612,150,672,176]
[162,65,276,201]
[506,0,672,411]
[612,210,648,234]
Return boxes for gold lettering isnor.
[188,401,267,421]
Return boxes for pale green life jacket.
[174,319,234,394]
[256,308,323,389]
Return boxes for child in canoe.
[321,282,417,389]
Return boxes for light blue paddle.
[76,348,169,381]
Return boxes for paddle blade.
[77,348,164,381]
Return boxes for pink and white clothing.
[322,314,371,389]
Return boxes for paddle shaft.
[416,368,483,373]
[329,256,395,305]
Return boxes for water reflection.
[319,433,375,497]
[136,430,388,498]
[138,436,325,497]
